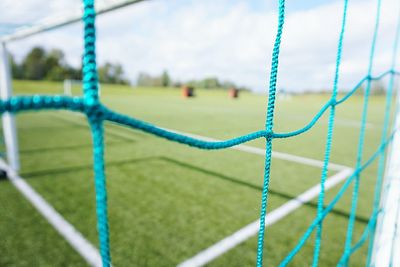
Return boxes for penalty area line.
[62,113,349,172]
[177,168,354,267]
[0,159,103,267]
[163,127,349,172]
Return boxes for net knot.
[265,130,274,138]
[84,99,104,120]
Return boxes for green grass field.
[0,80,393,266]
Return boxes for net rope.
[313,0,348,265]
[2,0,400,266]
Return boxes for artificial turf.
[0,80,392,266]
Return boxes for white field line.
[54,113,351,265]
[8,113,352,266]
[66,113,348,171]
[0,159,102,267]
[287,114,375,129]
[164,128,349,172]
[177,168,354,267]
[330,118,374,128]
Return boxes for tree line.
[10,46,249,90]
[10,46,129,84]
[137,71,250,91]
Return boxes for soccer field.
[0,80,391,266]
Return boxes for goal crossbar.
[0,0,148,43]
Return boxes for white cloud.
[0,0,81,25]
[3,0,400,92]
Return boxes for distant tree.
[9,53,23,79]
[98,62,129,84]
[354,81,385,96]
[44,49,64,80]
[173,80,182,88]
[112,64,126,84]
[22,47,46,80]
[137,72,152,86]
[371,80,385,95]
[187,80,197,88]
[202,77,220,89]
[221,80,236,89]
[135,71,245,90]
[8,47,127,84]
[98,62,112,83]
[45,49,67,81]
[184,77,242,90]
[150,76,163,87]
[64,66,82,80]
[46,66,66,81]
[161,70,170,87]
[136,71,167,87]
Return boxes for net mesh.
[2,0,400,266]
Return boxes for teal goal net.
[1,0,400,266]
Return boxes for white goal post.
[0,42,20,171]
[370,89,400,267]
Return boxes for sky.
[1,0,399,92]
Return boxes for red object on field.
[229,88,239,99]
[182,86,194,98]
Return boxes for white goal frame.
[370,89,400,267]
[0,42,20,171]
